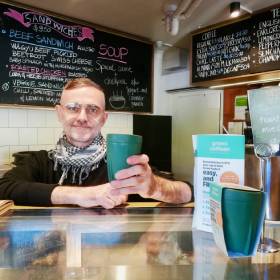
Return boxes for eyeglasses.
[61,102,104,119]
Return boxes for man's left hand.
[110,154,156,198]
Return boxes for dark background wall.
[133,114,172,172]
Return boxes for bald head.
[60,78,106,108]
[63,78,104,92]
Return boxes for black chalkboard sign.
[0,2,153,112]
[250,7,280,73]
[192,19,251,82]
[192,5,280,83]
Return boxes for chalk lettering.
[95,60,116,73]
[98,43,128,63]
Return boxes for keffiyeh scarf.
[48,134,106,185]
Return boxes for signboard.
[192,5,280,83]
[0,2,153,112]
[248,86,280,150]
[192,20,251,82]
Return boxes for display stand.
[248,86,280,254]
[254,144,279,253]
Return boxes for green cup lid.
[106,133,142,144]
[223,188,263,203]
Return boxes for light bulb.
[230,2,240,18]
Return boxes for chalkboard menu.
[251,7,280,73]
[192,19,251,82]
[0,2,153,112]
[192,5,280,83]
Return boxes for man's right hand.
[51,183,127,209]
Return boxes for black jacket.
[0,150,150,206]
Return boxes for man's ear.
[55,104,63,123]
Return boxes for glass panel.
[0,207,279,279]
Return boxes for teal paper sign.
[195,135,245,159]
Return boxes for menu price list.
[251,7,280,73]
[0,3,152,112]
[192,19,251,82]
[192,5,280,83]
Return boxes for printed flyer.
[192,134,245,232]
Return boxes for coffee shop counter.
[0,203,279,279]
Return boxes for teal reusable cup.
[222,188,264,255]
[106,133,142,181]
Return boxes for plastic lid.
[106,133,142,144]
[223,188,263,203]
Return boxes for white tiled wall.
[0,107,133,164]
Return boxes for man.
[0,78,192,208]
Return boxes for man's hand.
[51,183,127,209]
[76,183,127,208]
[110,154,192,204]
[110,154,156,198]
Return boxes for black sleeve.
[0,151,58,206]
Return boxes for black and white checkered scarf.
[48,134,106,185]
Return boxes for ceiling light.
[229,1,252,18]
[230,2,240,18]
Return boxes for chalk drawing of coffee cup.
[109,91,126,109]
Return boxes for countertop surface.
[0,205,279,279]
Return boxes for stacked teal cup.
[106,133,142,181]
[222,188,265,255]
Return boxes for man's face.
[56,86,108,148]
